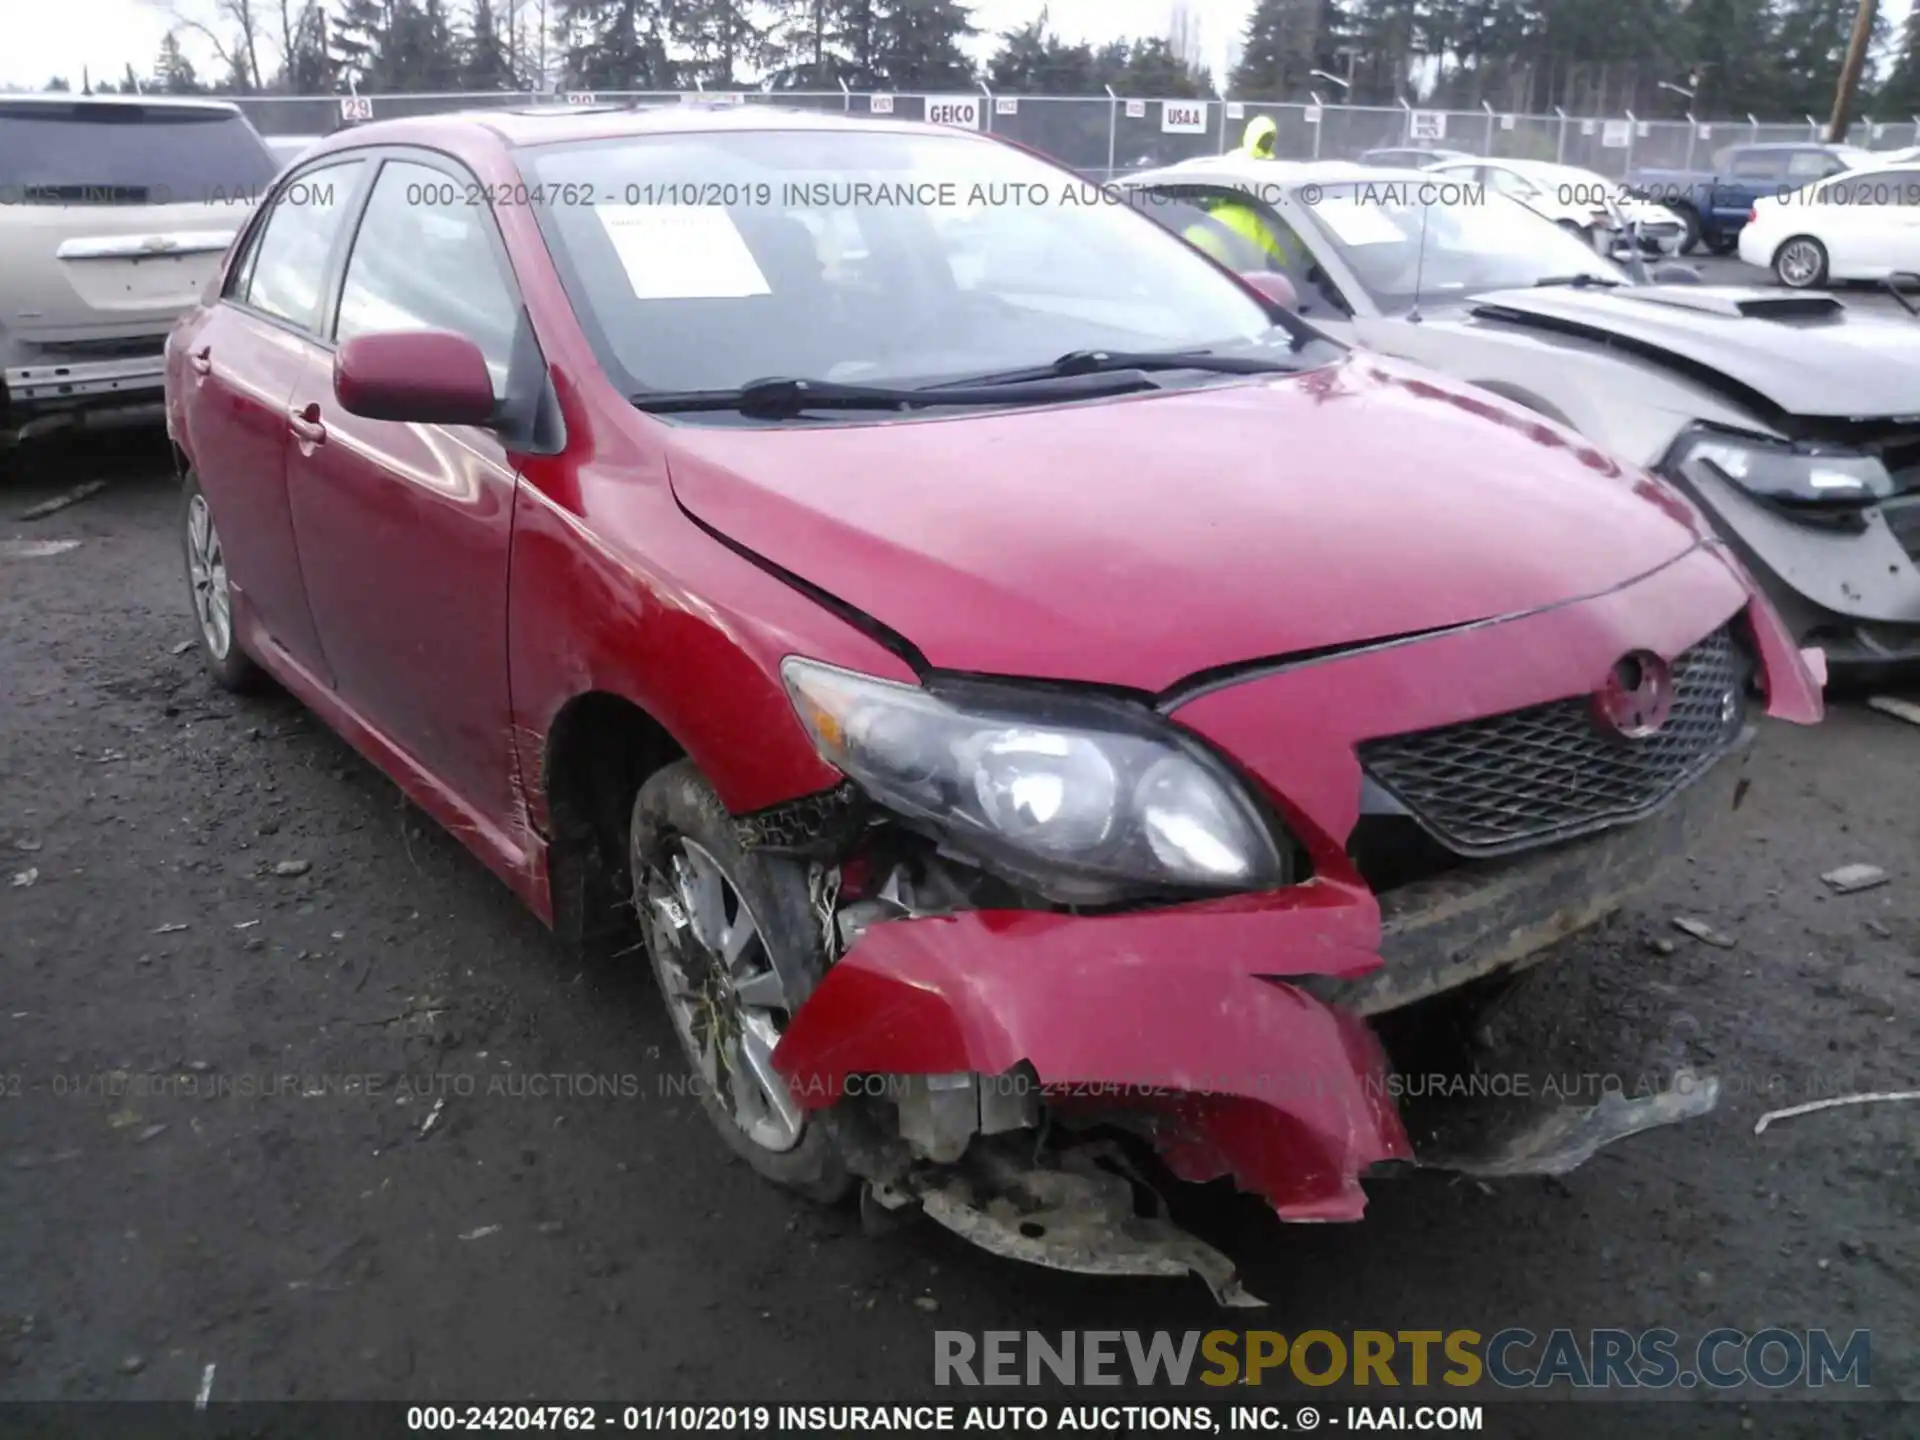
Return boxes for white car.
[1738,163,1920,288]
[1428,156,1689,257]
[0,94,278,444]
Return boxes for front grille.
[1358,627,1746,857]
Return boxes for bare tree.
[142,0,271,90]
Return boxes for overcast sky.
[2,0,1912,102]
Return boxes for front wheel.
[1774,235,1829,289]
[629,760,853,1203]
[181,470,260,693]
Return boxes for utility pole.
[1828,0,1877,142]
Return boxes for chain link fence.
[232,88,1920,180]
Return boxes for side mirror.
[1239,270,1298,310]
[1649,263,1703,285]
[334,329,497,427]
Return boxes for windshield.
[0,102,278,205]
[1290,180,1626,313]
[517,129,1294,393]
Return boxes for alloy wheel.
[1776,240,1824,288]
[186,493,233,660]
[642,838,805,1153]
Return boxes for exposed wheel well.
[541,692,686,961]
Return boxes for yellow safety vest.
[1207,202,1291,268]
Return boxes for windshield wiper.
[1531,274,1624,290]
[634,370,1163,418]
[924,346,1309,390]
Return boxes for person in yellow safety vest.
[1234,114,1279,161]
[1183,198,1292,272]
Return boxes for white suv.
[1,94,279,444]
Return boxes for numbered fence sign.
[925,96,980,130]
[1303,106,1322,125]
[1409,110,1445,141]
[1161,101,1208,134]
[995,96,1018,115]
[339,96,373,122]
[1601,119,1632,148]
[563,91,597,106]
[1225,102,1245,120]
[1124,99,1146,119]
[869,94,894,114]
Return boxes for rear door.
[185,156,371,685]
[282,152,527,829]
[0,100,279,348]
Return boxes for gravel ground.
[1,429,1916,1438]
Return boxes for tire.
[629,759,853,1204]
[1773,235,1829,289]
[180,469,261,693]
[1672,204,1702,256]
[1707,233,1739,257]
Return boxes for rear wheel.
[629,759,852,1203]
[181,470,260,693]
[1673,204,1703,255]
[1773,235,1829,289]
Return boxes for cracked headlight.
[1676,431,1893,505]
[782,658,1287,897]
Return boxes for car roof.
[0,92,243,116]
[305,101,985,153]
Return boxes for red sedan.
[165,104,1822,1303]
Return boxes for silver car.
[1123,158,1920,675]
[0,94,278,446]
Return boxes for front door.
[282,154,527,832]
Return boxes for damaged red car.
[165,105,1824,1304]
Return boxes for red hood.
[663,354,1706,692]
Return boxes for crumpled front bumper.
[1674,461,1920,675]
[771,549,1822,1233]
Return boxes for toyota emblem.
[1593,651,1674,740]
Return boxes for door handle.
[288,403,327,446]
[189,346,212,376]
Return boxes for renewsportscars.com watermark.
[934,1329,1872,1391]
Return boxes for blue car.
[1625,142,1872,254]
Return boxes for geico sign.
[926,97,981,129]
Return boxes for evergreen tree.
[1881,4,1920,116]
[1117,37,1211,97]
[1232,0,1349,100]
[44,76,73,91]
[284,3,335,92]
[872,0,977,89]
[331,0,388,89]
[987,12,1101,93]
[680,0,768,87]
[1772,0,1873,116]
[465,0,518,87]
[153,32,203,93]
[552,0,678,89]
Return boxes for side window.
[1788,150,1840,180]
[334,159,520,395]
[1729,150,1783,181]
[237,160,366,331]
